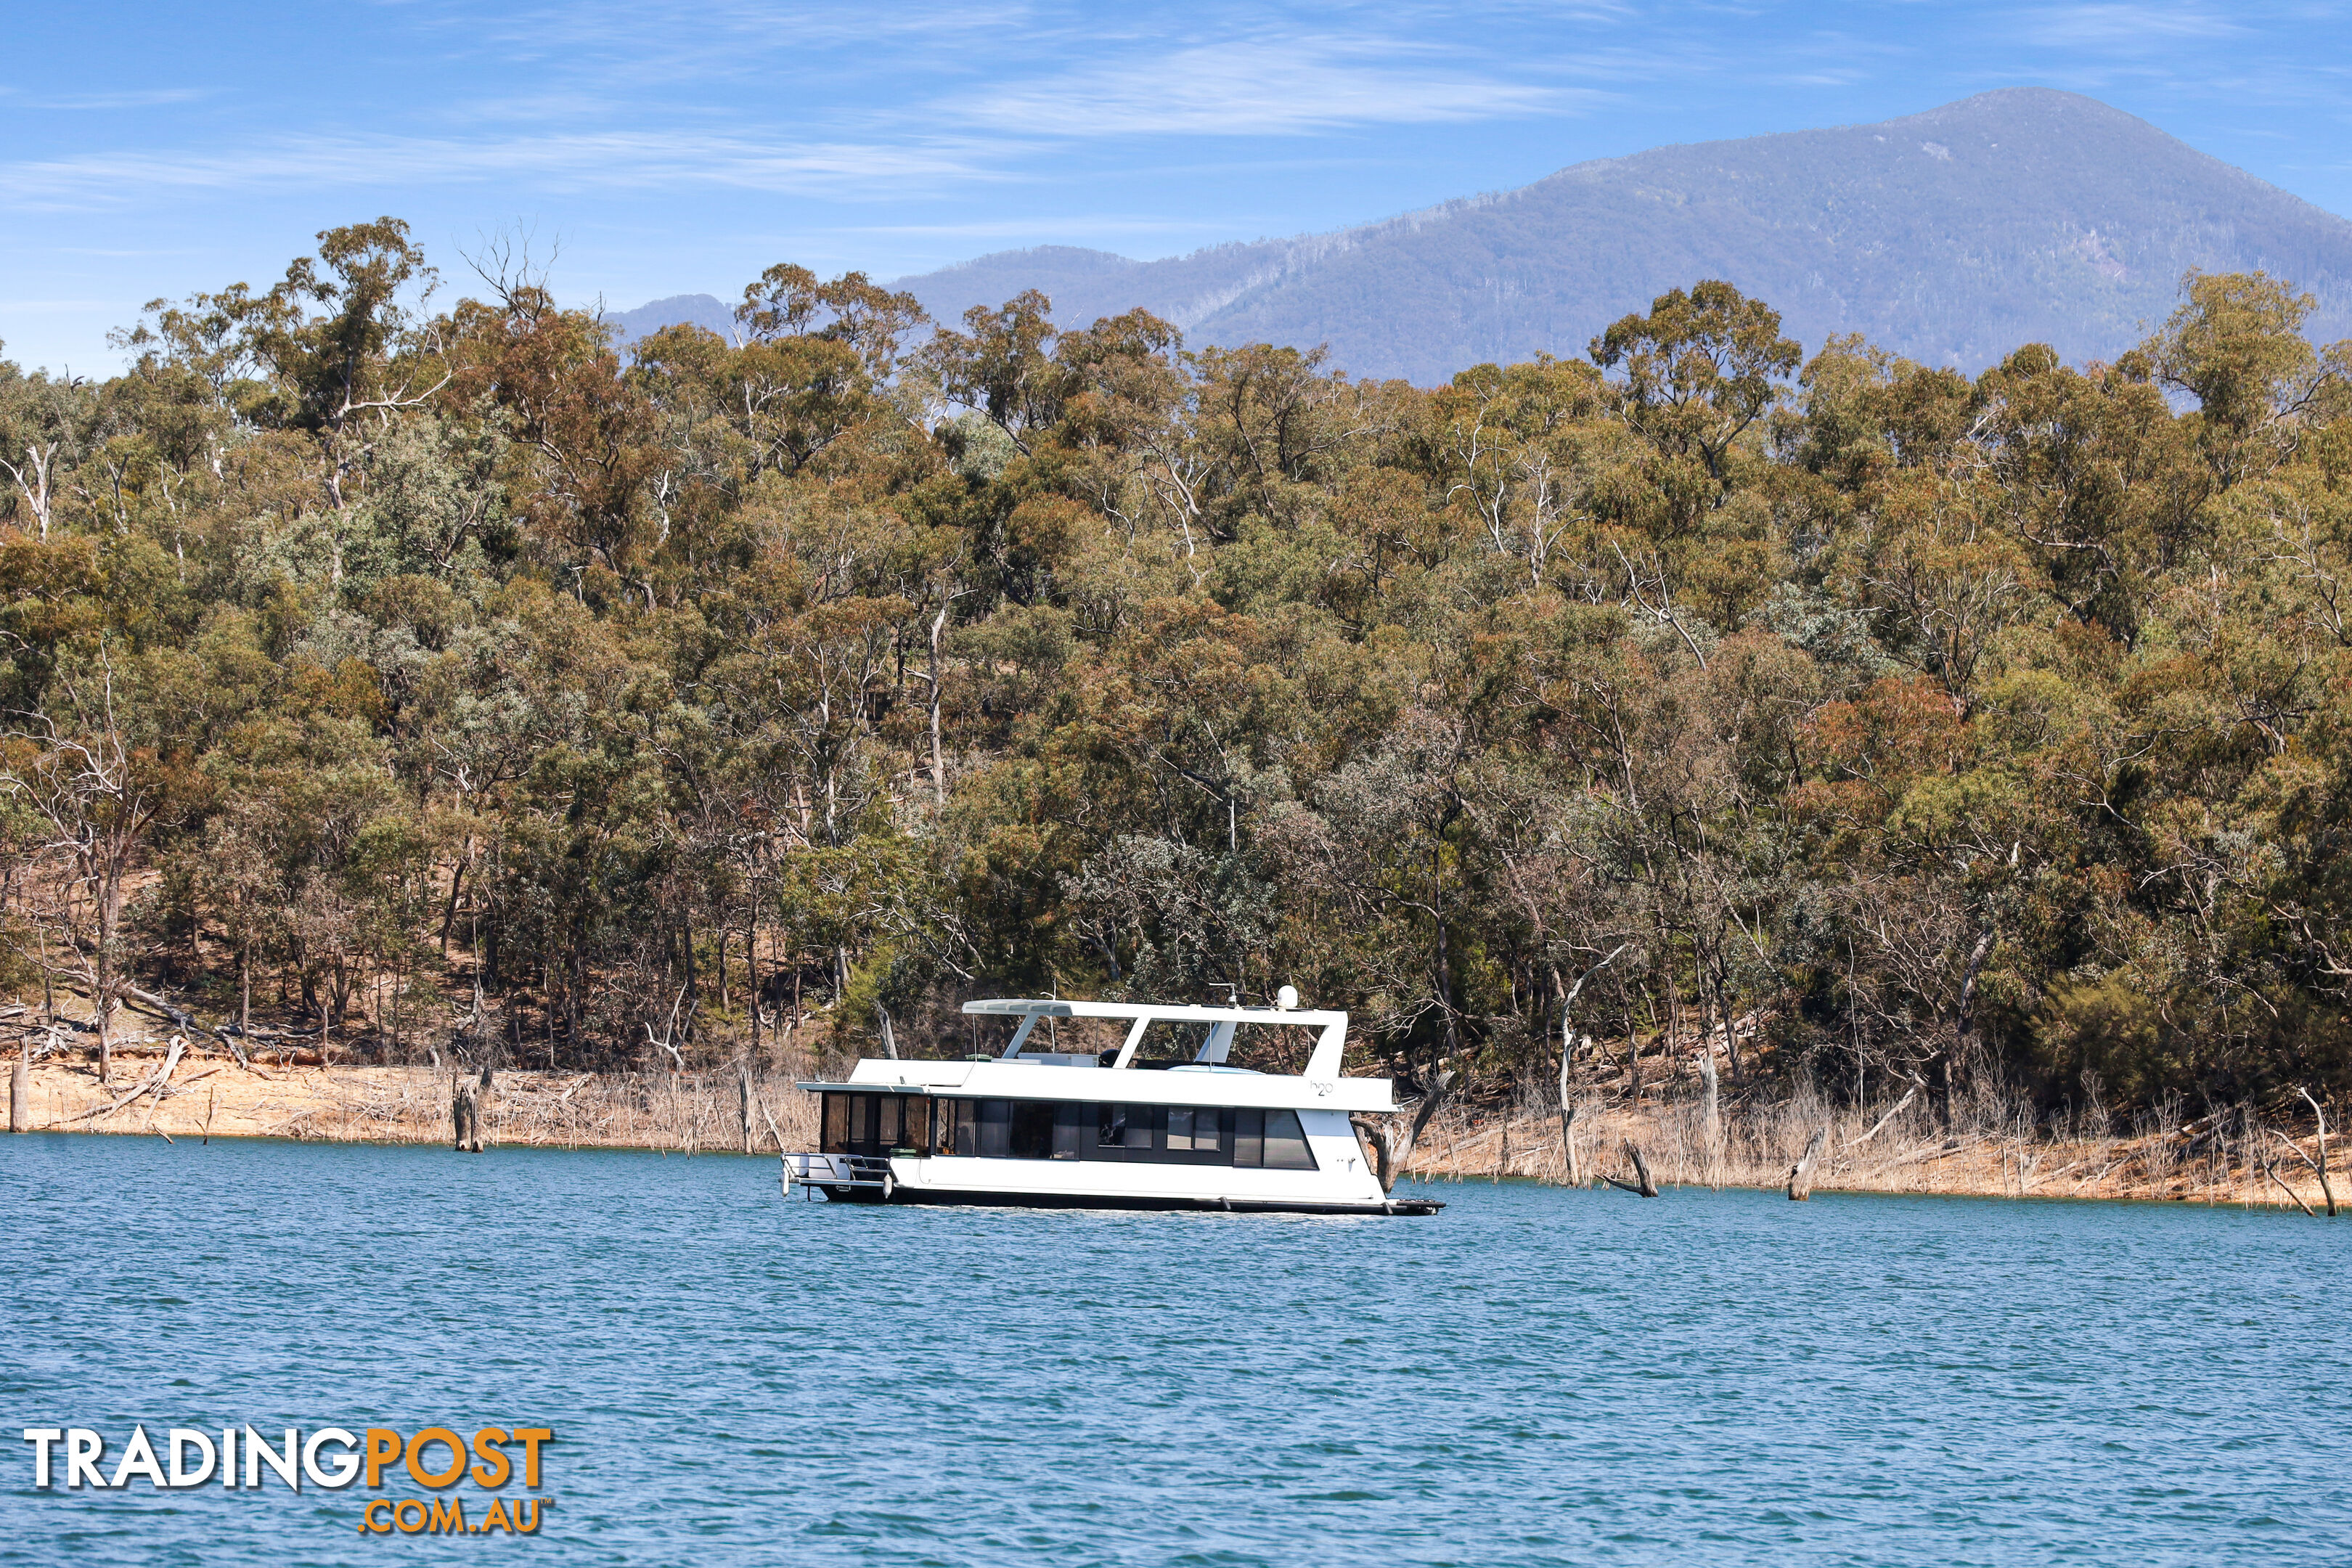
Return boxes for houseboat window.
[1262,1108,1314,1169]
[1010,1099,1056,1159]
[976,1098,1011,1158]
[820,1093,934,1155]
[1052,1102,1086,1159]
[1100,1103,1160,1149]
[1166,1106,1226,1153]
[938,1098,1315,1167]
[1230,1107,1315,1169]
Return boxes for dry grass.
[14,1045,817,1156]
[1405,1085,2343,1211]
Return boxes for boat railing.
[783,1151,893,1193]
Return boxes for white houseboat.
[783,992,1442,1215]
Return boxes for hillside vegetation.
[4,220,2351,1135]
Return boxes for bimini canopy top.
[963,997,1348,1079]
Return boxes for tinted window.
[1167,1106,1197,1150]
[977,1099,1011,1158]
[1098,1104,1128,1148]
[1052,1102,1086,1159]
[1010,1100,1055,1159]
[1193,1108,1225,1154]
[1263,1108,1315,1170]
[822,1093,849,1153]
[1233,1107,1264,1167]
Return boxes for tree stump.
[1788,1124,1830,1200]
[738,1063,754,1156]
[1558,1099,1584,1188]
[452,1061,493,1153]
[9,1045,26,1133]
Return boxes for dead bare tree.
[2263,1087,2335,1217]
[1353,1064,1457,1193]
[2,661,169,1084]
[452,1069,476,1151]
[452,1060,493,1152]
[1604,1139,1659,1198]
[2298,1087,2335,1217]
[1696,1046,1721,1185]
[1554,944,1626,1189]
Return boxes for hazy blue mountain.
[887,89,2352,382]
[605,292,735,347]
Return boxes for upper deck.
[807,995,1397,1114]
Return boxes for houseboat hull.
[804,1180,1442,1216]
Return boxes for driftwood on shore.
[60,1034,186,1126]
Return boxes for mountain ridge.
[612,89,2352,380]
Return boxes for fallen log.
[1843,1087,1919,1150]
[1852,1137,1983,1185]
[1604,1140,1659,1198]
[60,1034,186,1124]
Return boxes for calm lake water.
[1,1132,2344,1567]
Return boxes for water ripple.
[1,1135,2344,1566]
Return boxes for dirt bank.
[11,1048,817,1154]
[8,1048,2337,1212]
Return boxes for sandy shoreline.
[8,1049,2339,1212]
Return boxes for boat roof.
[962,997,1347,1077]
[793,994,1387,1110]
[962,997,1347,1028]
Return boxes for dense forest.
[4,219,2349,1125]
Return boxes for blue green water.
[1,1132,2344,1566]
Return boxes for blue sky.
[4,1,2349,373]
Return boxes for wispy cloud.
[0,86,212,111]
[449,0,1033,91]
[2020,4,2243,49]
[0,130,1001,211]
[957,38,1568,137]
[843,216,1226,240]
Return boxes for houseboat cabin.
[783,995,1441,1215]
